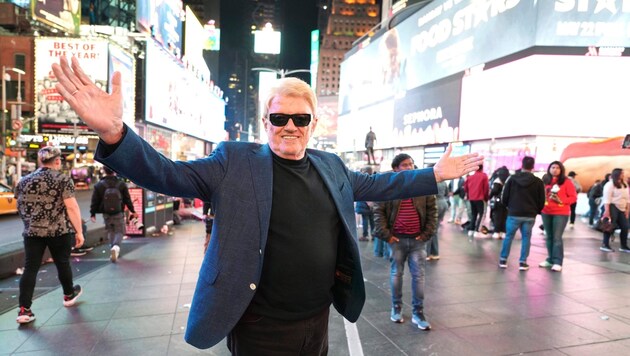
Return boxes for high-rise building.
[316,0,381,97]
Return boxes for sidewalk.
[2,218,630,355]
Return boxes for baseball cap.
[38,146,62,163]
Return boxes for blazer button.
[250,283,256,290]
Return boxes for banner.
[31,0,81,34]
[35,38,108,134]
[108,45,135,128]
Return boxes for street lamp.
[1,66,26,185]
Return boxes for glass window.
[14,54,26,71]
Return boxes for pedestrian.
[463,165,489,238]
[203,201,214,253]
[15,146,85,324]
[498,156,545,270]
[373,153,437,330]
[599,168,629,252]
[567,171,582,227]
[52,56,483,353]
[447,177,465,224]
[365,127,377,165]
[490,166,510,239]
[89,166,137,262]
[427,166,449,260]
[587,178,604,226]
[539,161,577,272]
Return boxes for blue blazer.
[96,127,438,349]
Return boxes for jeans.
[361,213,374,238]
[104,213,125,247]
[20,233,75,308]
[227,307,329,356]
[374,237,387,257]
[541,214,569,265]
[390,237,427,312]
[449,195,464,221]
[603,204,629,249]
[427,201,448,256]
[499,216,535,263]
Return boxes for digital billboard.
[136,0,183,57]
[35,38,108,134]
[108,45,135,128]
[145,41,226,143]
[31,0,81,34]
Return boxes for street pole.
[1,66,7,184]
[12,68,25,183]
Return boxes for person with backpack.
[90,166,137,262]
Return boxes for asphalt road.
[0,189,95,247]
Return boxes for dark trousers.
[468,200,485,232]
[603,204,629,249]
[20,233,75,308]
[570,203,577,224]
[361,213,374,238]
[366,147,375,164]
[227,307,330,356]
[492,205,508,233]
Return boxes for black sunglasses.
[268,113,312,127]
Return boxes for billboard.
[145,41,226,143]
[184,6,204,59]
[31,0,81,34]
[254,29,281,54]
[108,45,135,128]
[137,0,183,58]
[35,38,108,135]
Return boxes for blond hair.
[262,77,317,118]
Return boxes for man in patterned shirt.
[15,146,85,324]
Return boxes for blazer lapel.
[248,145,273,247]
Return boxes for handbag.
[596,217,615,233]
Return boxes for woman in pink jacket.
[539,161,577,272]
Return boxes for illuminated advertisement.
[35,38,108,134]
[254,29,281,54]
[137,0,183,57]
[459,54,630,141]
[145,41,226,143]
[313,95,338,150]
[204,21,221,51]
[310,30,319,91]
[108,45,135,128]
[31,0,81,34]
[184,6,204,59]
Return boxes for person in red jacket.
[539,161,577,272]
[463,165,489,238]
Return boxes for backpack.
[102,179,123,214]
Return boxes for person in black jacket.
[498,156,545,271]
[90,166,137,262]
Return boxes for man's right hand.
[90,216,96,223]
[388,236,400,244]
[51,56,124,144]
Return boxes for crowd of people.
[8,55,628,355]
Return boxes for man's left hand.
[433,144,484,182]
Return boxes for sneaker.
[498,259,507,269]
[110,245,120,262]
[473,232,485,238]
[492,232,500,239]
[390,305,404,323]
[430,255,440,260]
[519,262,529,271]
[600,245,615,252]
[499,232,506,239]
[467,230,474,237]
[16,307,35,324]
[80,246,94,252]
[551,264,562,272]
[539,260,552,268]
[412,310,431,330]
[63,285,82,307]
[358,237,368,242]
[620,247,630,253]
[568,223,574,228]
[70,248,87,257]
